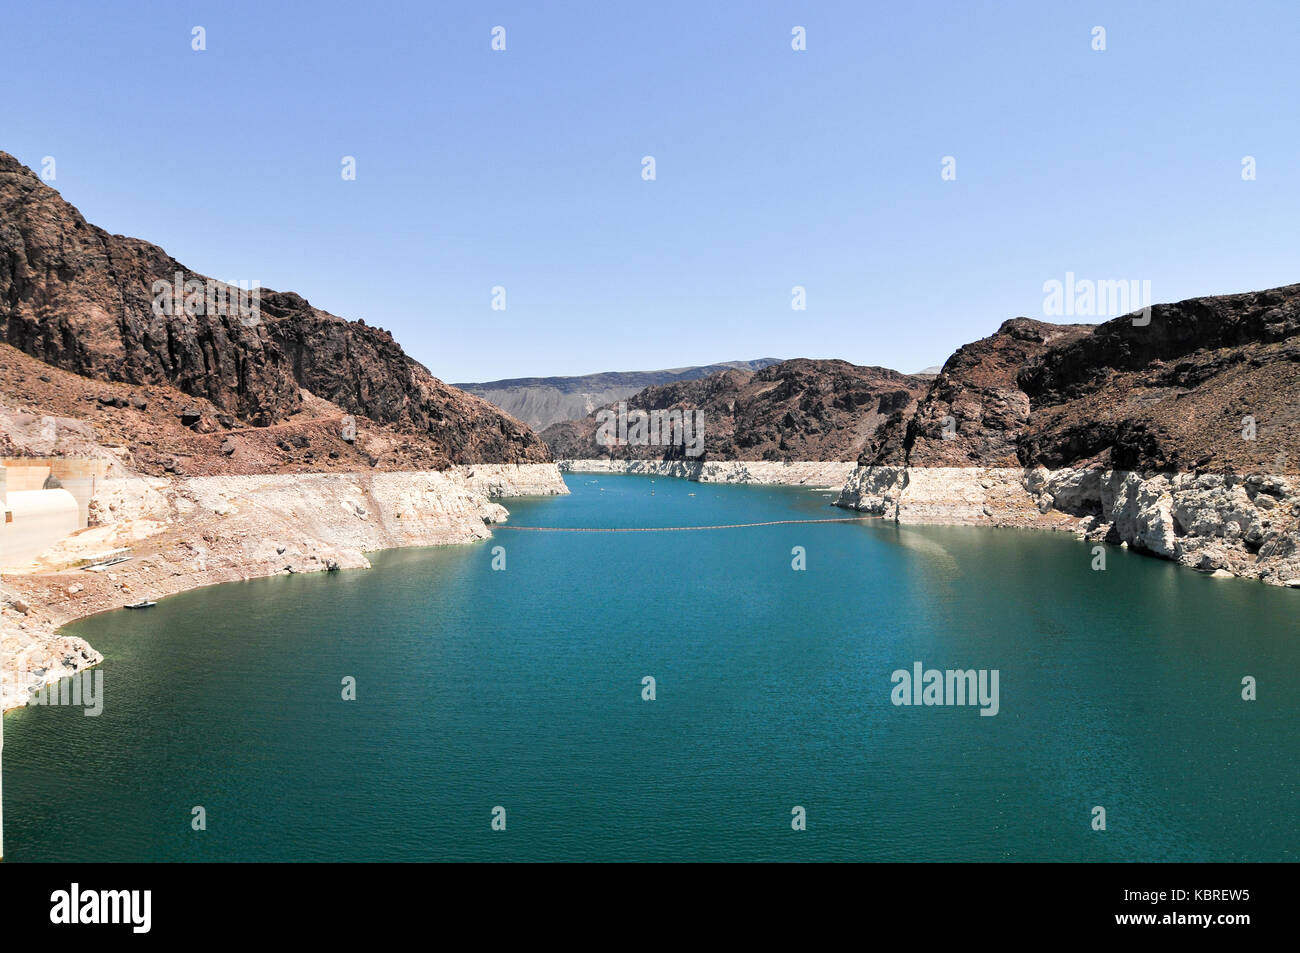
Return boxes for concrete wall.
[0,488,80,568]
[2,464,49,491]
[2,457,107,528]
[0,458,104,568]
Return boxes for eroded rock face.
[0,151,548,464]
[837,465,1048,525]
[862,318,1094,468]
[560,458,857,487]
[1019,286,1300,473]
[864,288,1300,476]
[543,359,930,462]
[836,286,1300,584]
[1052,469,1300,583]
[836,463,1300,585]
[0,599,102,712]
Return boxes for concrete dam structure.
[0,458,106,569]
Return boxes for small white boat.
[124,600,157,609]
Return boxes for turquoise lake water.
[3,474,1297,861]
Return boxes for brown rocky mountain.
[0,341,486,476]
[866,286,1300,474]
[864,318,1094,467]
[542,359,930,461]
[0,151,548,465]
[1018,285,1300,473]
[838,285,1300,586]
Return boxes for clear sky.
[3,1,1298,382]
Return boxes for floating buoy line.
[492,517,877,533]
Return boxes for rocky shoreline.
[1,463,567,712]
[564,457,1300,586]
[558,458,856,487]
[563,457,1300,585]
[835,464,1300,587]
[9,455,1299,714]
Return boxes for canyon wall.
[836,284,1300,586]
[0,152,548,465]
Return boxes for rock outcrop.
[863,319,1093,467]
[837,286,1300,586]
[0,151,548,465]
[559,458,856,487]
[1018,285,1300,473]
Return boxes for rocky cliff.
[543,358,930,462]
[1018,285,1300,473]
[838,285,1300,586]
[863,287,1300,475]
[863,318,1093,467]
[0,151,548,465]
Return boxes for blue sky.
[3,1,1298,382]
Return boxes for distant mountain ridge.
[456,359,782,430]
[541,359,930,462]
